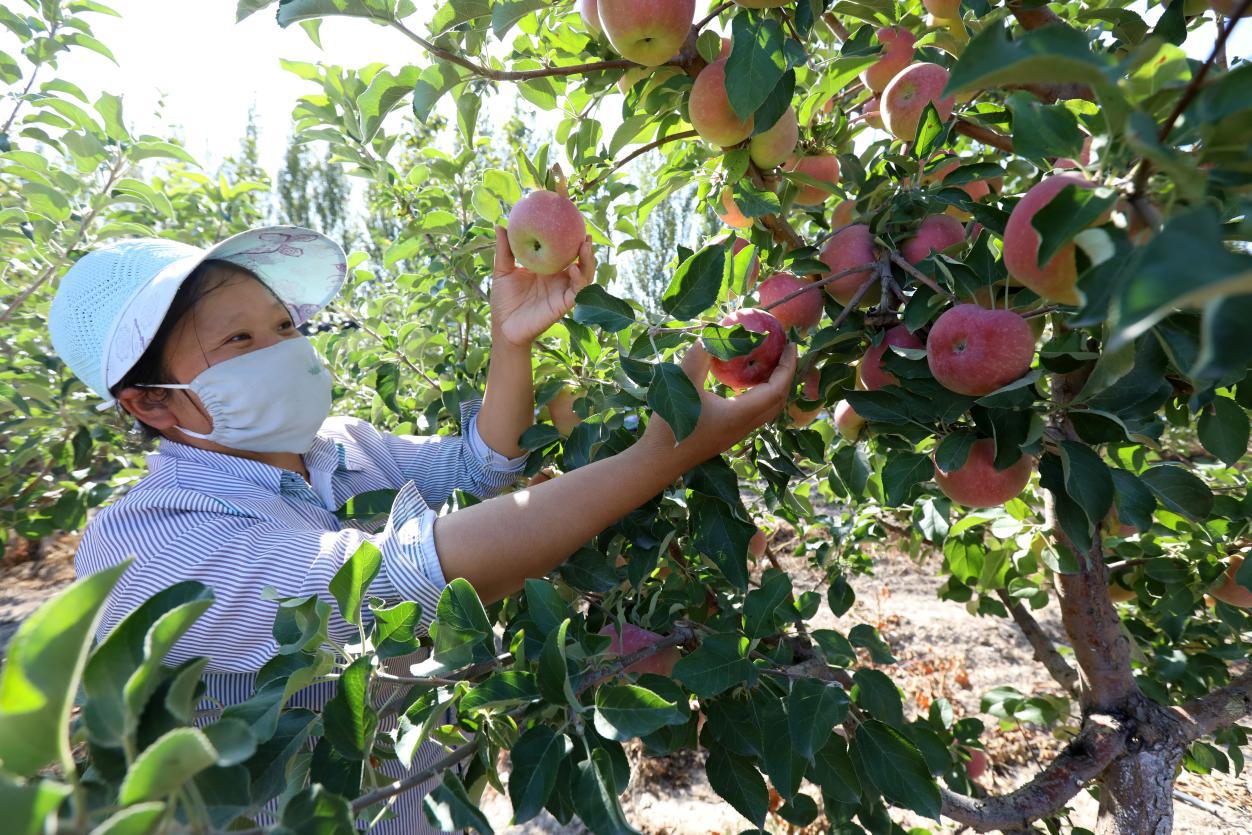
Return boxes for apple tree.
[3,0,1252,833]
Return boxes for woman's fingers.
[725,344,797,417]
[493,225,516,276]
[679,340,712,388]
[569,236,595,293]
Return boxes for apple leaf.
[423,771,496,834]
[881,452,934,506]
[592,684,686,741]
[1058,440,1113,533]
[662,244,724,320]
[1110,468,1157,533]
[672,633,754,698]
[1198,396,1249,467]
[688,493,754,590]
[944,21,1116,99]
[934,432,976,473]
[328,541,380,628]
[725,14,787,121]
[912,102,947,159]
[699,324,765,361]
[851,720,941,821]
[1139,465,1214,521]
[1005,91,1084,162]
[646,362,702,443]
[573,285,636,332]
[508,726,571,824]
[1195,295,1252,384]
[1030,184,1119,268]
[731,180,782,217]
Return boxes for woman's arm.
[475,227,595,458]
[433,343,797,605]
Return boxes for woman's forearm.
[432,435,691,604]
[474,334,533,459]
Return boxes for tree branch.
[888,250,956,300]
[696,1,735,31]
[760,262,877,312]
[822,12,851,41]
[939,714,1128,832]
[995,589,1080,697]
[1177,669,1252,742]
[954,119,1014,154]
[577,130,699,195]
[1007,0,1066,30]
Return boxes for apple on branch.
[788,364,823,427]
[926,304,1035,397]
[1004,174,1106,305]
[690,58,755,147]
[757,271,823,333]
[860,26,916,93]
[785,154,841,206]
[599,623,681,676]
[935,438,1033,507]
[860,325,925,390]
[834,400,866,441]
[749,107,799,170]
[882,63,955,143]
[597,0,695,67]
[901,214,966,264]
[819,223,878,306]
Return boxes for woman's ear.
[115,386,178,431]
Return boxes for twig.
[695,1,734,31]
[995,590,1080,697]
[759,262,877,312]
[954,119,1014,154]
[335,307,444,395]
[822,12,850,41]
[1172,789,1240,825]
[1006,0,1066,30]
[888,251,956,300]
[577,130,699,195]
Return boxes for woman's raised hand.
[639,341,798,468]
[489,225,595,350]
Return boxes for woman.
[48,224,795,830]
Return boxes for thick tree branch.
[822,12,851,41]
[996,589,1080,697]
[1177,669,1252,742]
[578,130,699,194]
[939,714,1128,832]
[1007,0,1066,30]
[955,119,1014,153]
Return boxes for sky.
[6,2,1250,189]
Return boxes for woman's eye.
[278,320,295,331]
[228,333,250,343]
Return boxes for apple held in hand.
[860,325,925,390]
[507,190,587,275]
[927,304,1035,396]
[901,214,966,264]
[860,26,916,93]
[599,623,681,676]
[708,308,787,390]
[690,59,755,146]
[598,0,695,66]
[1004,174,1102,305]
[882,63,955,142]
[819,223,878,306]
[757,271,823,333]
[935,438,1033,507]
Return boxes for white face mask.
[140,336,332,454]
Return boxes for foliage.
[2,0,1251,832]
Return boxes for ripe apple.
[819,223,877,306]
[923,155,991,218]
[830,200,856,229]
[1004,174,1103,305]
[924,0,963,19]
[546,388,583,436]
[690,59,755,146]
[934,437,1033,507]
[882,63,955,143]
[786,154,841,206]
[860,325,925,390]
[576,0,602,33]
[927,304,1036,396]
[507,190,587,275]
[1054,135,1093,170]
[860,27,917,93]
[597,0,695,66]
[707,308,787,390]
[599,623,681,675]
[1212,554,1252,608]
[834,400,866,441]
[748,528,768,559]
[788,365,823,427]
[757,271,823,333]
[718,186,753,229]
[902,214,967,264]
[965,748,988,781]
[862,96,885,130]
[749,107,799,170]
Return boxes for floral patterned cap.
[47,226,346,406]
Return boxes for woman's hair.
[109,258,272,441]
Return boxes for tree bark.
[1094,696,1188,835]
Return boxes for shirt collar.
[152,432,366,493]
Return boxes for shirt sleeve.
[78,484,448,675]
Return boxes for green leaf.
[508,726,572,824]
[412,62,465,123]
[730,180,782,217]
[87,801,166,835]
[1030,184,1118,268]
[593,684,686,741]
[573,285,636,332]
[788,678,850,761]
[852,720,942,820]
[811,629,857,667]
[335,489,398,522]
[699,324,765,361]
[881,452,934,506]
[0,561,128,777]
[369,599,423,659]
[203,718,258,767]
[328,541,381,627]
[423,771,495,833]
[1140,465,1214,521]
[743,569,792,639]
[460,671,539,712]
[725,14,787,121]
[430,578,493,667]
[523,579,569,638]
[913,102,946,157]
[706,747,768,826]
[573,748,639,835]
[268,593,331,656]
[1059,440,1114,532]
[538,619,578,707]
[672,634,753,698]
[688,493,754,590]
[276,0,387,26]
[1198,397,1249,467]
[662,244,725,320]
[119,728,219,804]
[0,775,71,835]
[1110,468,1156,533]
[491,0,544,38]
[647,362,702,444]
[322,656,377,759]
[935,432,976,472]
[852,669,904,727]
[945,21,1115,99]
[1005,91,1084,161]
[278,784,355,834]
[811,735,860,804]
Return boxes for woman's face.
[136,272,299,439]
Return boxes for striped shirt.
[75,399,527,831]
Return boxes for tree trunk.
[1094,695,1187,834]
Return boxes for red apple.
[965,748,988,781]
[862,96,885,130]
[708,308,787,390]
[860,325,925,390]
[598,0,695,66]
[927,304,1035,396]
[785,154,841,206]
[935,438,1033,507]
[923,155,991,218]
[1004,174,1101,305]
[690,59,754,146]
[599,623,681,676]
[788,365,823,426]
[718,186,753,229]
[748,528,768,559]
[1212,554,1252,608]
[749,107,799,170]
[830,200,856,229]
[507,190,587,275]
[819,223,877,306]
[834,400,866,441]
[757,271,823,333]
[576,0,602,33]
[882,63,955,143]
[546,388,583,436]
[860,27,917,93]
[902,214,966,264]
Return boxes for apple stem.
[550,163,569,199]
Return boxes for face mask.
[140,336,332,454]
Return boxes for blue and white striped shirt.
[75,399,527,831]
